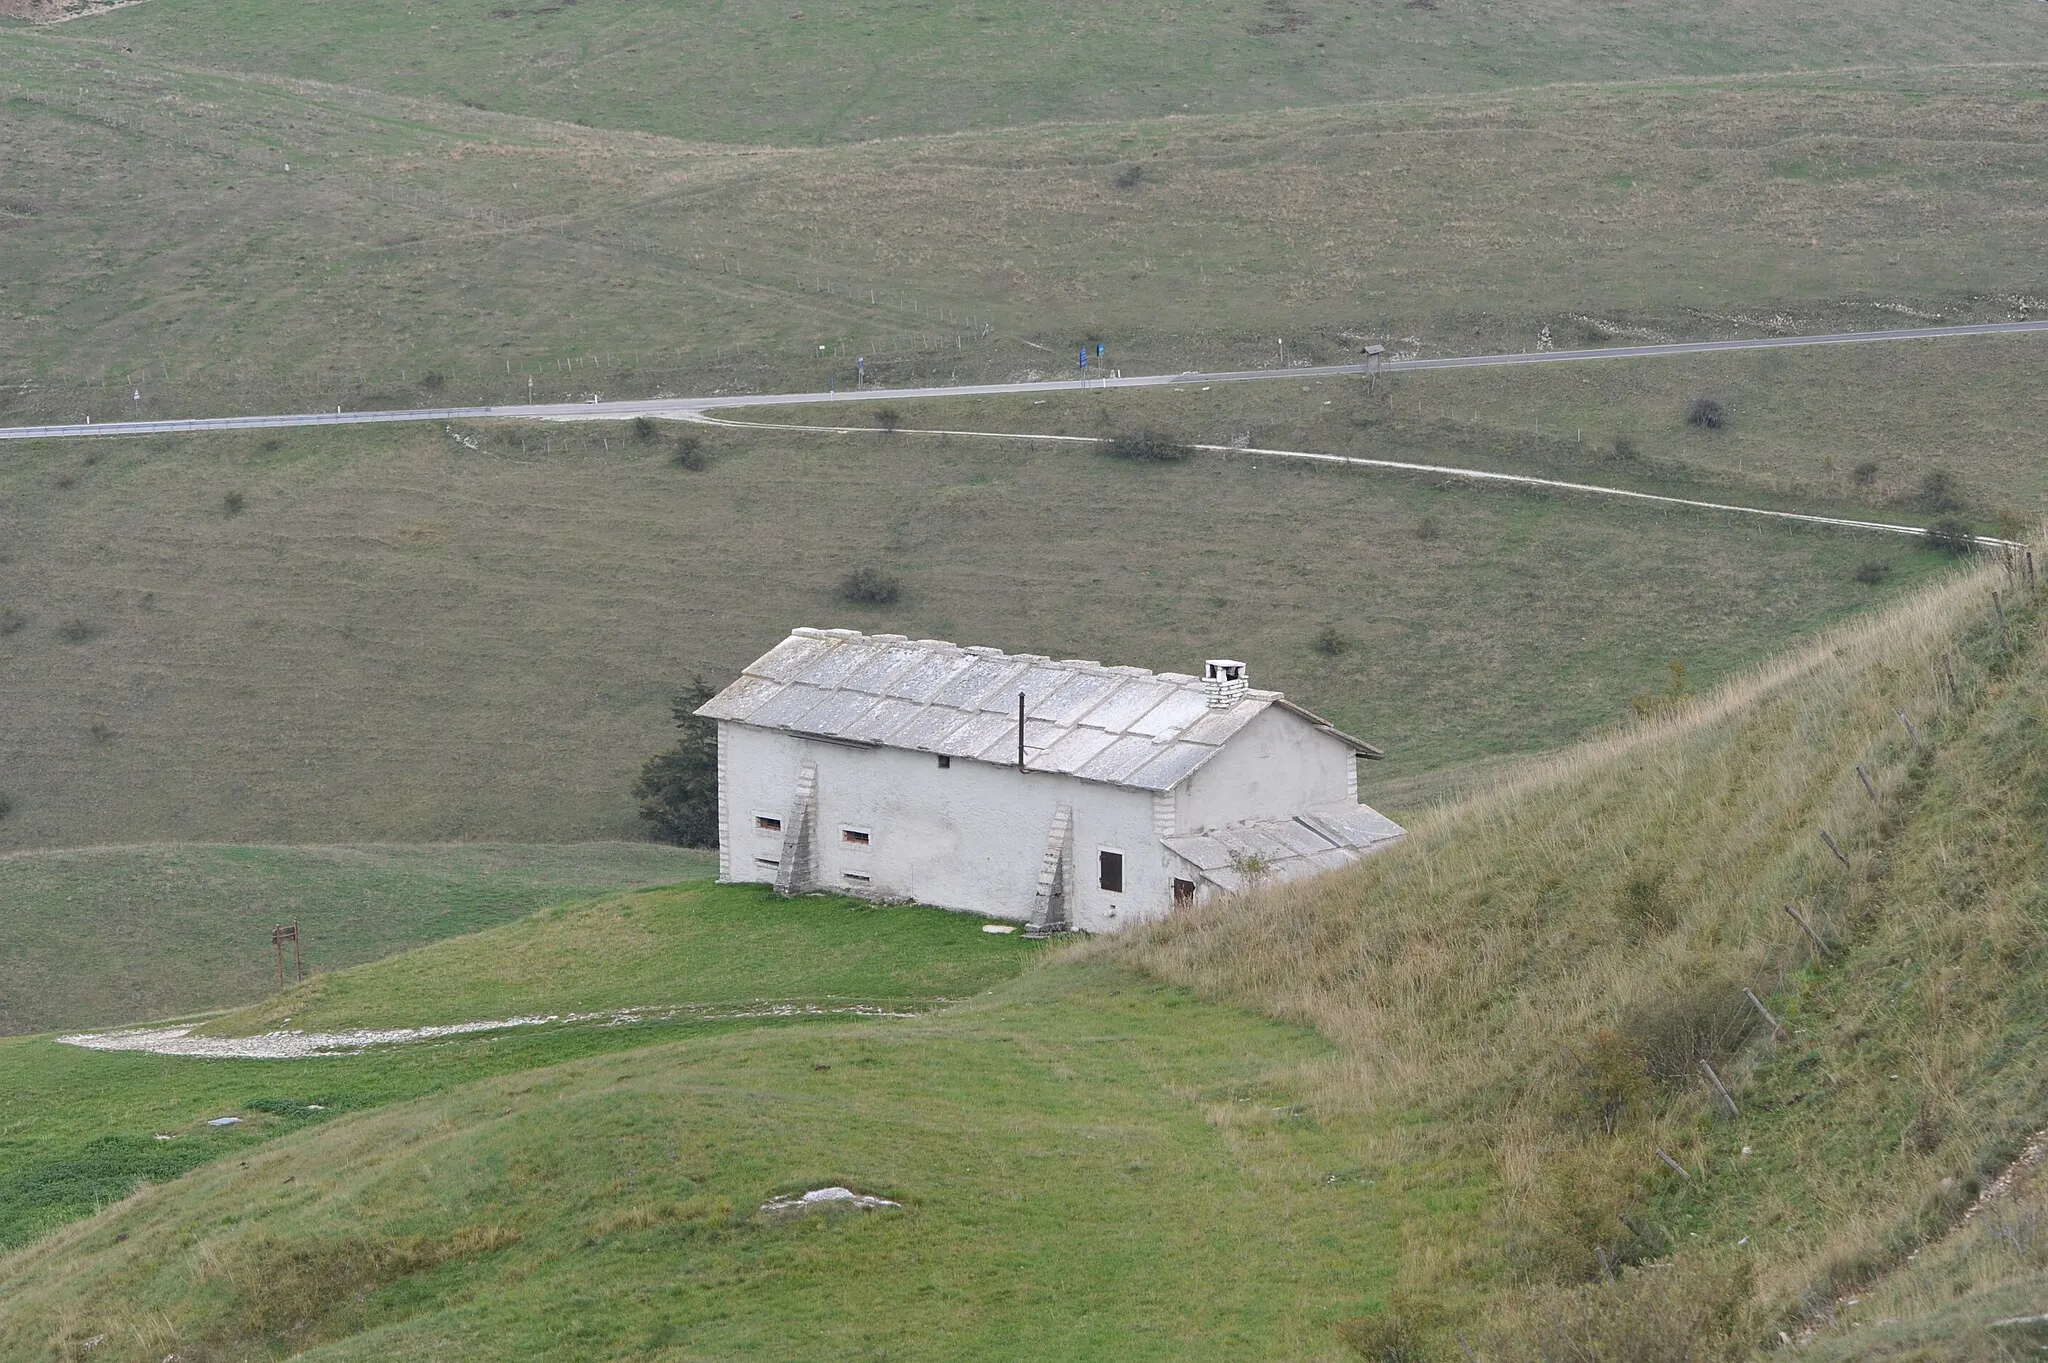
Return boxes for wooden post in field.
[1819,830,1850,868]
[1899,712,1921,747]
[1655,1148,1690,1179]
[1994,590,2011,651]
[1744,988,1786,1038]
[2027,551,2037,593]
[1782,902,1831,958]
[1857,765,1880,807]
[1944,652,1960,702]
[1700,1060,1740,1117]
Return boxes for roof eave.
[1271,698,1385,760]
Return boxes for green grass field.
[1,39,2041,419]
[0,417,1952,851]
[0,843,711,1036]
[46,0,2044,146]
[4,563,2045,1358]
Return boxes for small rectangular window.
[842,871,871,885]
[842,828,871,846]
[1099,850,1124,894]
[1173,877,1196,906]
[937,754,952,769]
[754,856,781,869]
[756,815,782,833]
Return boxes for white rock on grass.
[760,1186,901,1214]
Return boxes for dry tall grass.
[1117,548,2046,1354]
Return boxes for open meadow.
[0,842,711,1035]
[0,416,1954,852]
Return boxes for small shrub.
[222,491,246,516]
[672,435,708,471]
[55,619,103,644]
[1916,467,1964,514]
[632,415,658,442]
[1312,625,1351,657]
[1924,518,1977,556]
[1684,396,1725,430]
[1579,320,1614,346]
[1563,1028,1655,1134]
[1335,1313,1424,1362]
[1851,460,1880,486]
[1615,867,1677,937]
[421,371,447,392]
[87,722,116,744]
[1618,979,1757,1087]
[1103,429,1192,463]
[1111,164,1144,189]
[873,406,902,432]
[0,609,24,636]
[1996,508,2028,542]
[1503,1260,1754,1362]
[53,472,75,490]
[838,566,902,606]
[260,436,284,454]
[1853,561,1891,586]
[1609,435,1641,462]
[1629,660,1691,719]
[0,792,13,821]
[1415,515,1443,542]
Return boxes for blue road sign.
[1078,349,1088,369]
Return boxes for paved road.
[3,319,2042,442]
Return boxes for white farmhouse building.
[697,628,1405,933]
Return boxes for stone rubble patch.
[760,1186,901,1214]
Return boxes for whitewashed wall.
[1173,706,1357,834]
[718,723,1175,931]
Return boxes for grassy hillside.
[2,42,2042,419]
[206,879,1040,1035]
[0,883,1033,1253]
[1120,552,2048,1353]
[0,418,1948,850]
[0,963,1404,1362]
[2,557,2042,1358]
[47,0,2045,145]
[0,842,710,1036]
[773,328,2048,527]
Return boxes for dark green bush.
[1916,468,1965,514]
[1853,561,1891,586]
[632,415,659,441]
[1103,429,1192,463]
[54,619,102,645]
[1685,397,1725,430]
[634,678,720,848]
[223,491,246,516]
[873,406,902,432]
[672,435,709,470]
[1111,164,1144,189]
[1610,435,1641,462]
[0,609,24,637]
[1924,518,1977,556]
[838,567,902,605]
[1312,625,1351,657]
[1618,979,1756,1087]
[1851,460,1880,486]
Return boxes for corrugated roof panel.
[790,688,883,737]
[741,684,837,731]
[1128,689,1212,739]
[797,638,884,689]
[749,633,838,683]
[693,673,784,723]
[1176,698,1274,747]
[1122,740,1220,792]
[943,711,1018,760]
[1074,733,1168,784]
[1161,833,1231,871]
[931,657,1028,710]
[841,644,931,694]
[837,696,930,745]
[1302,807,1407,846]
[1075,679,1176,732]
[1032,725,1122,775]
[888,652,977,704]
[1030,671,1121,724]
[702,629,1388,794]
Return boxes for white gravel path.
[55,1001,925,1060]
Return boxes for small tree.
[672,434,709,470]
[838,566,902,605]
[874,406,902,432]
[1103,430,1192,463]
[634,678,721,847]
[1916,468,1964,514]
[1924,518,1977,556]
[1685,396,1725,430]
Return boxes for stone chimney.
[1203,659,1247,709]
